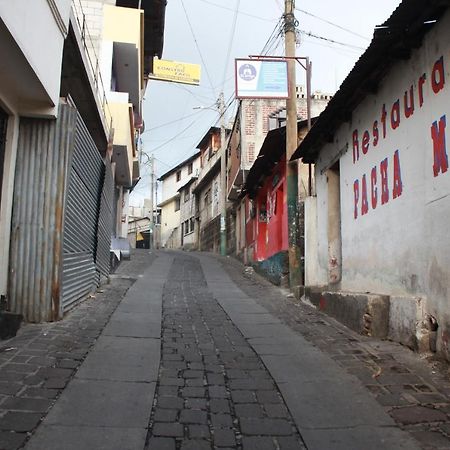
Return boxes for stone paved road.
[3,250,450,449]
[220,254,450,450]
[145,254,305,450]
[0,251,157,450]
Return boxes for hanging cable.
[221,0,240,91]
[299,30,365,50]
[197,0,275,22]
[295,7,370,41]
[180,0,216,96]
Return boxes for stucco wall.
[160,156,201,203]
[311,10,450,350]
[160,198,180,247]
[0,0,70,115]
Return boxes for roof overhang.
[291,0,448,163]
[115,0,166,75]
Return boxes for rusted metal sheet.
[9,102,77,322]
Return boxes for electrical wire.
[295,7,370,41]
[180,0,216,96]
[197,0,275,22]
[221,0,240,91]
[149,120,197,153]
[299,30,365,51]
[146,110,207,132]
[260,17,284,55]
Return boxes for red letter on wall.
[432,56,445,94]
[371,166,377,210]
[373,121,379,147]
[362,131,370,155]
[431,115,448,177]
[393,150,403,199]
[353,180,359,219]
[380,158,389,205]
[391,99,401,130]
[404,86,415,118]
[361,174,369,216]
[353,130,359,163]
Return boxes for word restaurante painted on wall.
[352,55,448,220]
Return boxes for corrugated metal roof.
[291,0,448,163]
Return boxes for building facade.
[0,0,165,324]
[158,152,201,248]
[294,0,450,356]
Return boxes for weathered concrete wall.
[308,9,450,357]
[306,289,389,339]
[253,250,289,286]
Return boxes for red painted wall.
[246,155,288,262]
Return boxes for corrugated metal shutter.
[62,112,104,311]
[9,103,76,322]
[96,157,114,279]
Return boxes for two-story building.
[158,151,201,248]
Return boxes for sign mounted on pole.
[235,59,289,99]
[150,59,201,86]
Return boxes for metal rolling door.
[96,157,114,279]
[62,112,104,311]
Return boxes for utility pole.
[285,0,301,289]
[219,91,227,256]
[149,153,154,250]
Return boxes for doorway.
[327,162,342,284]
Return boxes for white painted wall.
[160,155,201,203]
[0,115,19,297]
[160,199,180,247]
[0,0,71,112]
[311,10,450,331]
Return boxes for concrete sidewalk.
[198,253,420,450]
[24,253,173,450]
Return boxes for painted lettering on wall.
[353,151,403,219]
[352,56,445,165]
[352,55,447,220]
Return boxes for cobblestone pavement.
[145,253,305,450]
[219,255,450,450]
[0,251,156,450]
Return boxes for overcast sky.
[131,0,402,205]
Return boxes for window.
[188,163,193,175]
[184,189,190,203]
[204,190,211,207]
[175,198,180,211]
[176,170,181,182]
[190,218,195,233]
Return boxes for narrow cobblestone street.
[1,250,450,449]
[146,254,305,449]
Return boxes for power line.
[147,120,197,154]
[260,17,284,55]
[299,30,365,50]
[180,0,216,96]
[197,0,275,22]
[221,0,240,91]
[145,110,207,132]
[295,7,370,41]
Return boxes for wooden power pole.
[285,0,301,289]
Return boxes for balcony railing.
[71,0,113,139]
